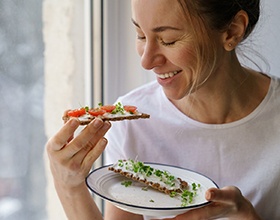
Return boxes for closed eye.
[160,40,176,46]
[137,35,146,41]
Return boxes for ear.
[223,10,249,51]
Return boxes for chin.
[163,88,187,101]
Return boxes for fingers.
[71,126,110,166]
[45,115,111,193]
[83,137,108,166]
[47,117,111,158]
[159,187,248,220]
[64,118,111,159]
[205,186,242,205]
[47,118,80,151]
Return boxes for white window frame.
[86,0,104,211]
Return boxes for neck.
[171,61,270,124]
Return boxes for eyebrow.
[131,18,182,33]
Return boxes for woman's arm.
[105,202,144,220]
[55,183,103,220]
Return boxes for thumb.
[205,186,242,204]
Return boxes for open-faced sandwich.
[108,159,189,195]
[63,102,150,125]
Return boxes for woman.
[46,0,280,219]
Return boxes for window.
[0,1,46,220]
[102,0,155,105]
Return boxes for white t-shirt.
[105,75,280,220]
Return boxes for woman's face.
[131,0,221,100]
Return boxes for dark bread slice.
[108,166,188,195]
[62,113,150,125]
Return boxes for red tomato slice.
[100,105,116,113]
[88,108,106,116]
[67,108,86,117]
[124,105,137,113]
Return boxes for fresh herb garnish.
[111,102,125,114]
[179,183,201,206]
[170,191,177,198]
[142,186,148,191]
[117,159,201,207]
[117,160,179,188]
[121,180,132,187]
[118,159,124,167]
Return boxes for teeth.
[158,71,179,79]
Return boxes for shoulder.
[270,74,280,89]
[267,75,280,99]
[258,74,280,118]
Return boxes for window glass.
[0,0,46,219]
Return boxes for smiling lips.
[156,70,181,79]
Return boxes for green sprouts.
[118,159,201,207]
[118,159,178,188]
[111,102,125,114]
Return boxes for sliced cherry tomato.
[67,108,86,117]
[100,105,116,113]
[124,105,137,113]
[88,108,106,116]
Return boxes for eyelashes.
[136,35,176,46]
[160,40,176,46]
[137,35,146,40]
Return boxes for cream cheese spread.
[77,111,142,123]
[110,159,182,191]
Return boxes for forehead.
[131,0,185,29]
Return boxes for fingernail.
[206,190,214,200]
[100,138,108,146]
[103,121,111,129]
[93,118,103,128]
[70,118,79,127]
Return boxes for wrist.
[54,181,89,199]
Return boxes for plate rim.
[86,162,219,211]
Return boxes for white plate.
[86,163,218,217]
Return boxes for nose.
[138,41,165,70]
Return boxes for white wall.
[43,0,86,219]
[256,0,280,76]
[103,0,280,104]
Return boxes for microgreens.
[118,159,201,207]
[121,180,132,187]
[111,102,125,114]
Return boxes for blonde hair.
[176,0,260,92]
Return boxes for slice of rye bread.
[108,166,188,195]
[62,113,150,125]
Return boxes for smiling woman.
[43,0,280,220]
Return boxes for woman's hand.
[46,117,111,220]
[162,186,262,220]
[46,117,111,191]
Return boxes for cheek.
[173,47,197,70]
